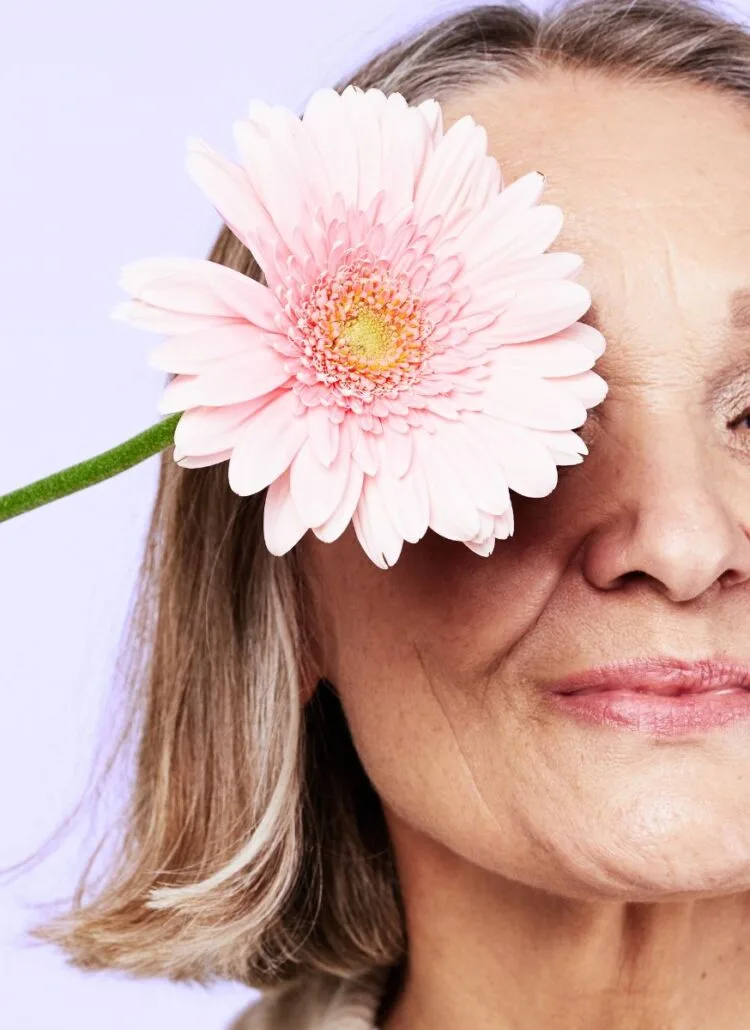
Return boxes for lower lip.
[549,688,750,735]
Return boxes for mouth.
[544,658,750,735]
[548,657,750,696]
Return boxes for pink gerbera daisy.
[111,84,607,568]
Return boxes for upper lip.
[547,658,750,697]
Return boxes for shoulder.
[227,967,391,1030]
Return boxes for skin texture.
[303,68,750,1029]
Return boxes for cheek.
[305,526,589,887]
[311,520,573,703]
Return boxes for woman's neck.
[381,816,750,1030]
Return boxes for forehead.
[441,70,750,319]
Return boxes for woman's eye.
[729,408,750,431]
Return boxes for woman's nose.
[579,428,750,603]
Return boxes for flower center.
[297,256,436,397]
[339,308,396,365]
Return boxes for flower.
[111,84,607,569]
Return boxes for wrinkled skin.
[303,68,750,1030]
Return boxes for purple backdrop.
[1,0,747,1027]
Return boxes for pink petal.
[185,139,279,286]
[482,369,588,430]
[492,170,546,218]
[463,531,495,558]
[431,421,511,516]
[351,429,379,476]
[371,439,429,544]
[117,256,236,316]
[550,369,608,408]
[290,437,352,527]
[174,448,232,468]
[414,115,491,229]
[532,428,588,459]
[173,396,273,455]
[494,509,514,539]
[306,404,340,466]
[570,322,607,358]
[458,205,564,276]
[312,461,365,543]
[468,255,583,309]
[301,87,360,210]
[111,300,241,336]
[498,252,583,283]
[263,467,308,555]
[433,171,544,264]
[232,114,318,267]
[412,431,481,540]
[227,390,307,495]
[205,265,289,331]
[242,98,335,212]
[378,93,425,220]
[342,86,388,212]
[489,336,596,378]
[470,415,559,498]
[480,280,591,346]
[352,476,404,569]
[156,349,292,412]
[380,422,413,478]
[148,323,287,375]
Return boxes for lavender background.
[1,0,748,1027]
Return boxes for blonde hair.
[33,0,750,990]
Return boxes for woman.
[31,0,750,1027]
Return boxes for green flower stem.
[0,413,182,524]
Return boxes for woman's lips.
[544,658,750,735]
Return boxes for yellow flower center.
[339,309,397,366]
[297,257,436,397]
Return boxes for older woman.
[32,0,750,1028]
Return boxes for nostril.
[617,570,650,587]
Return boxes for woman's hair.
[33,0,750,989]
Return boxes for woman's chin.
[512,797,750,902]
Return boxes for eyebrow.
[579,287,750,409]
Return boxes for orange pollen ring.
[297,257,436,396]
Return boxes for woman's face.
[303,69,750,900]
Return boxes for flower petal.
[551,369,609,408]
[290,437,352,527]
[232,112,319,266]
[306,404,341,466]
[352,475,404,569]
[185,138,279,284]
[227,390,307,495]
[414,114,495,228]
[413,431,481,540]
[480,280,591,346]
[482,368,588,430]
[156,348,292,411]
[431,420,512,516]
[117,256,237,316]
[263,466,308,555]
[174,448,232,468]
[173,396,273,455]
[372,437,430,544]
[470,414,559,497]
[111,299,241,336]
[148,323,288,375]
[456,204,564,276]
[490,336,597,378]
[312,461,365,542]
